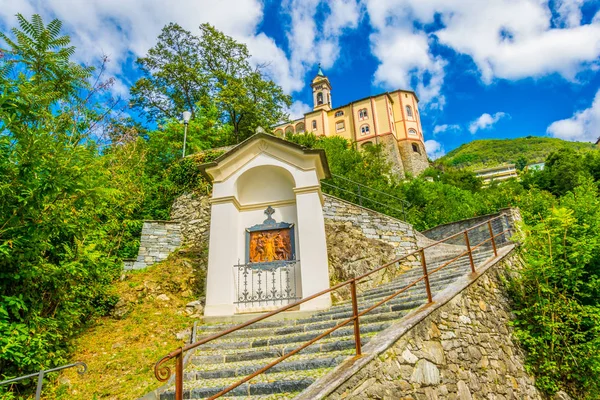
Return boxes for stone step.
[190,334,373,365]
[186,353,349,380]
[193,320,388,355]
[161,369,324,399]
[196,310,405,341]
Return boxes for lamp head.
[182,111,192,124]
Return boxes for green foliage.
[439,137,596,170]
[131,23,291,143]
[0,14,123,390]
[509,179,600,398]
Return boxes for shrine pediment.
[199,132,330,184]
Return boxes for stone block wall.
[379,134,406,179]
[126,221,182,270]
[421,208,520,248]
[323,194,418,257]
[398,140,430,177]
[170,193,211,248]
[327,251,543,400]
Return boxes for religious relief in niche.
[246,206,295,264]
[249,229,292,263]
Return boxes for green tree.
[515,155,528,171]
[131,23,291,143]
[0,15,124,391]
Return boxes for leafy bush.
[509,179,600,398]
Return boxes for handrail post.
[357,184,363,207]
[350,280,362,356]
[35,371,44,400]
[176,350,184,400]
[419,249,433,303]
[463,231,476,274]
[488,221,497,256]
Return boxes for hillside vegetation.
[438,137,596,169]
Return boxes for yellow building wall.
[272,89,425,152]
[326,105,353,141]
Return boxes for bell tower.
[311,64,332,111]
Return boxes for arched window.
[285,126,294,135]
[359,108,368,120]
[295,122,305,133]
[406,105,413,118]
[361,141,373,148]
[274,129,284,137]
[335,110,344,117]
[312,120,317,131]
[360,124,370,136]
[335,120,345,132]
[412,143,421,154]
[408,128,417,135]
[317,92,323,105]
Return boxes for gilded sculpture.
[249,229,292,263]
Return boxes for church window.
[412,143,421,154]
[359,108,368,120]
[408,128,417,135]
[335,110,344,117]
[312,120,317,131]
[317,92,323,105]
[406,105,413,118]
[336,121,345,132]
[360,124,370,136]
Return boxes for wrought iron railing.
[234,260,300,307]
[0,362,87,400]
[322,174,410,221]
[155,215,512,399]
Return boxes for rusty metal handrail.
[0,362,87,400]
[155,214,511,399]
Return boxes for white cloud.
[547,89,600,142]
[365,0,447,109]
[425,139,445,160]
[287,100,312,120]
[433,124,461,134]
[468,112,508,134]
[364,0,600,101]
[284,0,360,93]
[0,0,302,97]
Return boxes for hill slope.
[438,137,596,169]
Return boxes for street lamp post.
[182,111,192,158]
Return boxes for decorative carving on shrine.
[245,206,295,264]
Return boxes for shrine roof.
[198,132,331,182]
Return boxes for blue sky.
[1,0,600,158]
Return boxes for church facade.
[273,67,430,178]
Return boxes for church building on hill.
[273,66,430,178]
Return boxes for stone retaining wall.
[421,208,520,248]
[324,250,542,400]
[170,193,211,247]
[126,221,182,270]
[323,194,418,257]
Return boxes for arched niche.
[235,165,296,206]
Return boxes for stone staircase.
[159,248,497,400]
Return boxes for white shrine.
[199,132,332,317]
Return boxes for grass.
[43,250,205,400]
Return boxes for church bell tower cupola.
[311,64,332,111]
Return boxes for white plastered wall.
[204,147,331,317]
